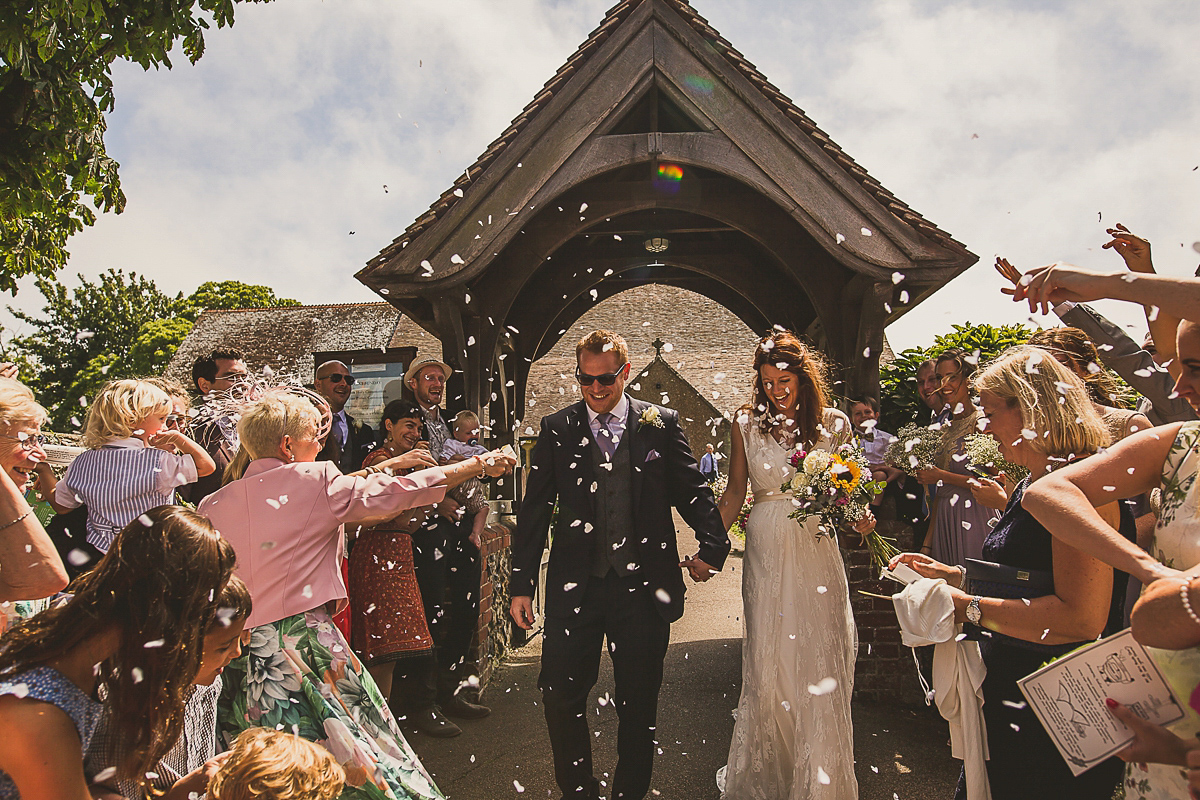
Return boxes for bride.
[716,330,868,799]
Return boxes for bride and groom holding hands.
[511,328,869,800]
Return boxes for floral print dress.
[1126,421,1200,800]
[219,607,443,800]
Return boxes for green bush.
[879,321,1139,432]
[879,322,1036,432]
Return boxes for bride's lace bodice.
[741,408,853,499]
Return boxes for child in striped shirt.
[52,379,216,553]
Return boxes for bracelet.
[955,564,968,590]
[471,455,488,476]
[0,508,33,533]
[1180,577,1200,628]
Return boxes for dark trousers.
[397,516,482,710]
[443,520,482,695]
[539,571,671,800]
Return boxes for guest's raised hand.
[164,750,231,800]
[1103,223,1154,273]
[994,257,1021,288]
[477,449,516,477]
[380,449,439,473]
[148,429,186,452]
[889,552,959,584]
[1009,263,1116,315]
[0,363,17,380]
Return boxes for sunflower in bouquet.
[780,443,898,568]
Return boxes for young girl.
[51,379,215,554]
[0,505,237,799]
[87,576,253,800]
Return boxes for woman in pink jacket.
[199,388,512,800]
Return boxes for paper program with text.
[1017,629,1184,775]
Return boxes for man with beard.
[402,357,491,730]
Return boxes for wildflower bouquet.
[963,433,1029,483]
[884,423,945,475]
[780,444,898,567]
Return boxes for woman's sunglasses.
[576,363,629,386]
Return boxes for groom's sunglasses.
[576,363,629,386]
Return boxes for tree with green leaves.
[6,270,295,427]
[178,280,299,320]
[0,0,270,293]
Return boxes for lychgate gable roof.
[358,0,972,300]
[355,0,976,431]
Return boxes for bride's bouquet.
[780,444,898,568]
[884,423,945,475]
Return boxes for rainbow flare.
[652,162,684,193]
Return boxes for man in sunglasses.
[314,360,375,474]
[181,348,249,504]
[511,329,730,800]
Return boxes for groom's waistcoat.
[589,423,638,579]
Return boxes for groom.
[511,329,730,800]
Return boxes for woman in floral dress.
[199,389,514,800]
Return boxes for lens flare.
[683,74,714,95]
[652,162,684,193]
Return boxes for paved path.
[410,524,960,799]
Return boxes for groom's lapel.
[567,401,596,516]
[626,396,649,516]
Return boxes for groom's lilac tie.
[595,412,618,460]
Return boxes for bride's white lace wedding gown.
[718,409,859,799]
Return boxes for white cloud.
[6,0,1199,360]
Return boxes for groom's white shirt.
[586,393,629,449]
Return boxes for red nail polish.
[1105,698,1118,709]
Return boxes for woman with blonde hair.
[199,388,514,800]
[1027,325,1151,442]
[716,330,872,799]
[891,346,1127,798]
[0,378,67,611]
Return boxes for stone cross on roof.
[651,337,665,358]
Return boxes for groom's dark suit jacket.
[511,396,730,623]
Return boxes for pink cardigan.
[198,458,448,628]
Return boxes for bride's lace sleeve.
[823,408,853,449]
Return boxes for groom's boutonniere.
[638,406,665,431]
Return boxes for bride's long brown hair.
[747,330,831,446]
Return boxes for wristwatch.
[965,595,983,625]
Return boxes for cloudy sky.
[6,0,1199,353]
